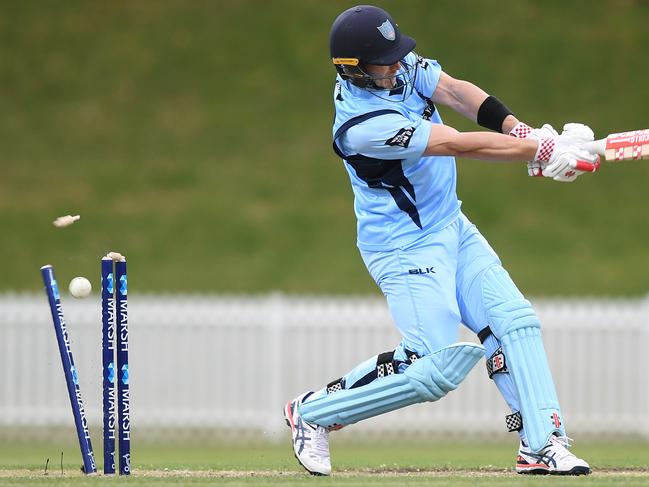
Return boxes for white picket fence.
[1,293,648,440]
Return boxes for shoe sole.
[283,401,328,477]
[517,467,549,475]
[550,466,591,476]
[517,466,591,476]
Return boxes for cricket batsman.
[284,5,596,476]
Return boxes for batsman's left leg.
[455,214,589,475]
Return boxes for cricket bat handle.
[581,129,649,161]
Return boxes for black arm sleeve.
[477,96,514,133]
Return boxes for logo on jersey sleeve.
[385,127,415,148]
[416,55,429,70]
[334,81,343,101]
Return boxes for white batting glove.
[509,122,556,177]
[534,138,601,182]
[510,122,600,181]
[545,123,598,181]
[559,123,595,146]
[528,124,558,176]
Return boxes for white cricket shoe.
[284,392,331,476]
[516,435,591,475]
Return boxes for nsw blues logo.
[385,127,415,148]
[377,20,395,41]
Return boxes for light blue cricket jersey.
[332,53,461,251]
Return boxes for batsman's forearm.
[424,130,538,161]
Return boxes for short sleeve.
[342,113,432,161]
[413,57,442,100]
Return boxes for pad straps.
[326,348,422,395]
[506,411,523,432]
[477,325,493,343]
[486,346,508,379]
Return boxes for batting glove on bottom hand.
[546,123,599,182]
[509,122,600,181]
[534,137,600,182]
[528,124,558,176]
[542,146,600,182]
[509,122,557,176]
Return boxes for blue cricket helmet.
[330,5,416,87]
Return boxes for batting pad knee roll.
[299,343,485,428]
[481,266,539,337]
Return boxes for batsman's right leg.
[284,392,331,476]
[284,342,483,476]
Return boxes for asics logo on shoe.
[284,393,332,476]
[294,417,312,455]
[524,451,557,468]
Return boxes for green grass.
[1,1,648,294]
[0,439,648,486]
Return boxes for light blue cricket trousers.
[317,212,523,430]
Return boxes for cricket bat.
[581,129,649,161]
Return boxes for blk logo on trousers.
[408,267,435,275]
